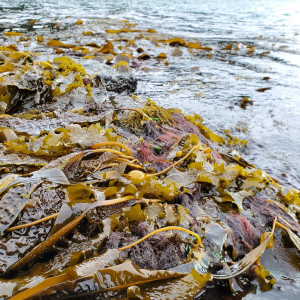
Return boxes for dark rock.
[93,75,137,94]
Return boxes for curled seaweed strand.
[118,226,202,251]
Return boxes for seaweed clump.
[0,95,299,299]
[0,23,299,300]
[118,99,180,135]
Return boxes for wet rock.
[191,66,200,72]
[0,128,18,142]
[114,54,131,64]
[93,75,137,94]
[170,48,183,57]
[142,67,160,72]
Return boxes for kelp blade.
[11,260,187,299]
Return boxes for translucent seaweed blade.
[0,181,28,236]
[33,169,70,185]
[214,217,278,280]
[215,233,271,279]
[10,260,185,300]
[9,249,120,300]
[0,169,69,237]
[4,196,135,275]
[0,174,20,195]
[275,219,300,251]
[61,151,87,176]
[286,228,300,251]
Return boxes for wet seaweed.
[0,19,299,300]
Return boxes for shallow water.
[1,0,300,189]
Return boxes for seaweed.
[0,21,299,300]
[1,97,299,298]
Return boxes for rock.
[170,48,183,57]
[0,128,18,142]
[114,54,132,64]
[94,75,137,94]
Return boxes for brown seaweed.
[0,169,69,236]
[0,21,299,300]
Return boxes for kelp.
[275,218,300,251]
[0,162,45,178]
[0,47,53,114]
[214,216,277,280]
[4,32,23,37]
[7,213,59,232]
[4,195,135,274]
[173,215,299,282]
[52,56,91,97]
[185,113,225,144]
[12,109,56,120]
[0,49,92,114]
[10,260,187,300]
[46,40,75,49]
[118,226,202,250]
[119,99,180,134]
[0,20,299,300]
[0,169,69,236]
[1,107,299,300]
[4,123,119,158]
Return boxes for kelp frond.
[9,259,186,300]
[6,195,136,274]
[214,217,277,280]
[266,199,288,213]
[91,148,133,158]
[90,141,132,156]
[7,213,59,232]
[262,171,281,189]
[284,228,300,251]
[116,107,149,122]
[275,217,300,251]
[276,215,296,231]
[126,143,200,183]
[118,226,202,251]
[33,61,54,69]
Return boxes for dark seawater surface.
[0,1,300,299]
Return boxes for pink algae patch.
[171,114,210,145]
[136,142,171,169]
[230,212,256,242]
[157,132,180,148]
